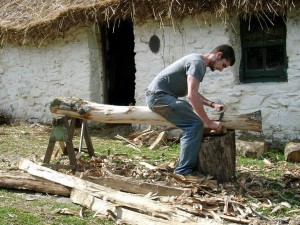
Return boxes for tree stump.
[198,131,235,183]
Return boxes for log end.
[284,142,300,162]
[249,110,262,131]
[18,158,32,171]
[50,97,91,115]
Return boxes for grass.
[0,122,300,224]
[0,189,113,225]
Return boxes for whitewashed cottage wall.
[134,11,300,144]
[0,25,104,123]
[0,10,299,144]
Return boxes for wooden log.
[284,142,300,163]
[50,97,262,132]
[236,139,268,158]
[0,171,71,196]
[18,159,205,223]
[198,131,236,183]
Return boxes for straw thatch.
[0,0,297,46]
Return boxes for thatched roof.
[0,0,296,46]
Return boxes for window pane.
[246,47,263,70]
[245,18,263,42]
[240,14,287,82]
[265,17,285,41]
[266,26,284,40]
[266,45,284,69]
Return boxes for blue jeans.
[146,92,204,175]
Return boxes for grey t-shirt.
[148,54,206,97]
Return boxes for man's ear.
[216,52,223,59]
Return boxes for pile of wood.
[16,159,249,224]
[121,126,230,151]
[0,155,296,224]
[115,126,181,151]
[17,159,225,224]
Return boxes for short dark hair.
[211,44,235,66]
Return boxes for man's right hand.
[207,120,222,131]
[213,103,225,112]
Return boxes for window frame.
[239,14,288,83]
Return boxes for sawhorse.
[43,117,95,172]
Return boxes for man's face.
[209,52,231,72]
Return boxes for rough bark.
[50,97,262,132]
[0,171,71,196]
[198,131,236,182]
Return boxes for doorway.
[102,20,136,106]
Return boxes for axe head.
[216,104,227,121]
[218,111,224,121]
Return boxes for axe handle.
[204,127,227,135]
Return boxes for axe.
[207,103,228,134]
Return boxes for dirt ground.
[1,121,300,225]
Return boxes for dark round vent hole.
[149,35,160,53]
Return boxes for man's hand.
[207,120,222,131]
[213,103,224,112]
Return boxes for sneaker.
[184,172,206,182]
[169,172,206,183]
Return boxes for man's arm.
[187,75,221,131]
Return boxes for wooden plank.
[42,164,76,170]
[50,97,262,131]
[81,174,191,197]
[71,189,197,225]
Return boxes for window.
[240,14,287,83]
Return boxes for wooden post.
[198,131,236,183]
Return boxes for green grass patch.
[0,189,113,225]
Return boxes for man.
[146,44,235,177]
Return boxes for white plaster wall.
[87,25,105,103]
[0,24,104,123]
[134,15,235,104]
[134,12,300,144]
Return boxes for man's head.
[208,44,235,72]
